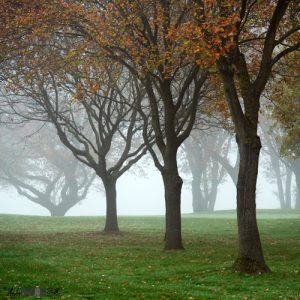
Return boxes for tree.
[260,118,293,209]
[182,129,230,212]
[0,52,149,231]
[215,0,300,272]
[0,122,96,216]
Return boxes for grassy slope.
[0,211,299,299]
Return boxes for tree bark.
[234,135,270,273]
[103,177,119,232]
[162,157,184,250]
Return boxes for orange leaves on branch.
[1,0,241,81]
[62,0,241,78]
[160,1,240,68]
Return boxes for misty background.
[0,151,288,216]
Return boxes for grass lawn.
[0,210,299,299]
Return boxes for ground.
[0,210,299,299]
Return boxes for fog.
[0,161,282,217]
[1,121,297,217]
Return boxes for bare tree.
[0,122,95,216]
[182,129,231,212]
[260,119,294,209]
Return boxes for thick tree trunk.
[217,57,270,273]
[162,157,184,250]
[103,177,119,232]
[234,135,270,273]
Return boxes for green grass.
[0,211,299,299]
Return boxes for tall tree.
[215,0,300,272]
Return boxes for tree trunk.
[270,153,286,208]
[103,177,119,232]
[294,170,300,209]
[191,175,200,212]
[49,206,68,216]
[207,160,220,212]
[184,141,206,212]
[207,184,218,212]
[162,158,184,250]
[285,167,292,209]
[191,174,206,212]
[234,135,270,273]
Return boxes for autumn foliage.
[0,1,240,79]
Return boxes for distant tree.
[0,123,95,216]
[270,53,300,208]
[210,136,239,188]
[260,118,293,209]
[182,129,231,212]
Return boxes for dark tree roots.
[233,257,271,274]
